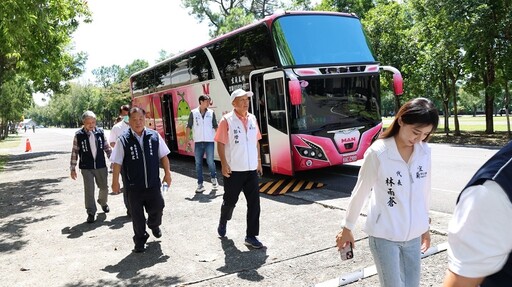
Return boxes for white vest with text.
[224,112,258,171]
[191,108,215,142]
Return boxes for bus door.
[263,72,294,176]
[161,93,178,151]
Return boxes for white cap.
[230,89,254,102]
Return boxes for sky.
[34,0,321,105]
[34,0,211,105]
[73,0,212,82]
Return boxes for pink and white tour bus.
[129,11,403,176]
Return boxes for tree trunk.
[450,74,461,136]
[394,95,401,115]
[484,53,495,134]
[505,80,511,138]
[440,76,450,134]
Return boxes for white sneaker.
[195,184,205,193]
[212,178,219,189]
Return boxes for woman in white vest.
[186,95,218,193]
[214,89,264,249]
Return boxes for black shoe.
[132,233,149,252]
[102,205,110,213]
[86,214,95,223]
[217,222,227,237]
[132,246,145,253]
[244,236,263,249]
[151,227,162,238]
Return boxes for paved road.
[0,128,498,286]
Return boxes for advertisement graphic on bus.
[129,11,403,176]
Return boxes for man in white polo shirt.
[109,104,131,216]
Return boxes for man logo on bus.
[340,137,356,143]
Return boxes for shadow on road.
[217,237,268,282]
[101,241,174,282]
[185,190,222,203]
[61,213,132,239]
[3,151,68,172]
[0,177,64,219]
[0,215,54,254]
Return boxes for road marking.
[259,178,325,195]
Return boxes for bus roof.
[130,11,359,79]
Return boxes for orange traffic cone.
[25,139,32,152]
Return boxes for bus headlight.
[296,146,327,161]
[294,137,328,161]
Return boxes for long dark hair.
[380,98,439,142]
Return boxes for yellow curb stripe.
[279,179,296,195]
[292,180,305,192]
[268,179,285,195]
[259,181,274,193]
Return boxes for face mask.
[123,115,129,123]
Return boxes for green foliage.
[0,76,33,122]
[0,0,91,93]
[315,0,384,18]
[217,7,256,36]
[181,0,278,37]
[0,0,91,134]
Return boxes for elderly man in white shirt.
[108,104,131,216]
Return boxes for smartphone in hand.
[339,242,353,261]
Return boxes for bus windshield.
[290,75,381,134]
[273,15,375,66]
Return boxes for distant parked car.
[499,108,508,116]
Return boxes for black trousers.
[220,170,260,237]
[128,187,164,246]
[121,170,130,212]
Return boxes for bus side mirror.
[380,66,403,96]
[393,73,403,96]
[289,80,302,105]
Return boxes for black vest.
[460,141,512,286]
[119,129,161,190]
[75,128,107,170]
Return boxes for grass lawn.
[383,115,512,147]
[383,115,512,131]
[0,134,22,171]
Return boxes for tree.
[0,0,90,137]
[181,0,279,37]
[90,59,149,127]
[315,0,378,19]
[0,76,33,138]
[361,2,415,111]
[408,0,465,135]
[92,65,121,88]
[156,50,173,63]
[0,0,91,93]
[443,0,512,134]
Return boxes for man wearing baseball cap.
[214,88,264,248]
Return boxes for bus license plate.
[343,155,358,163]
